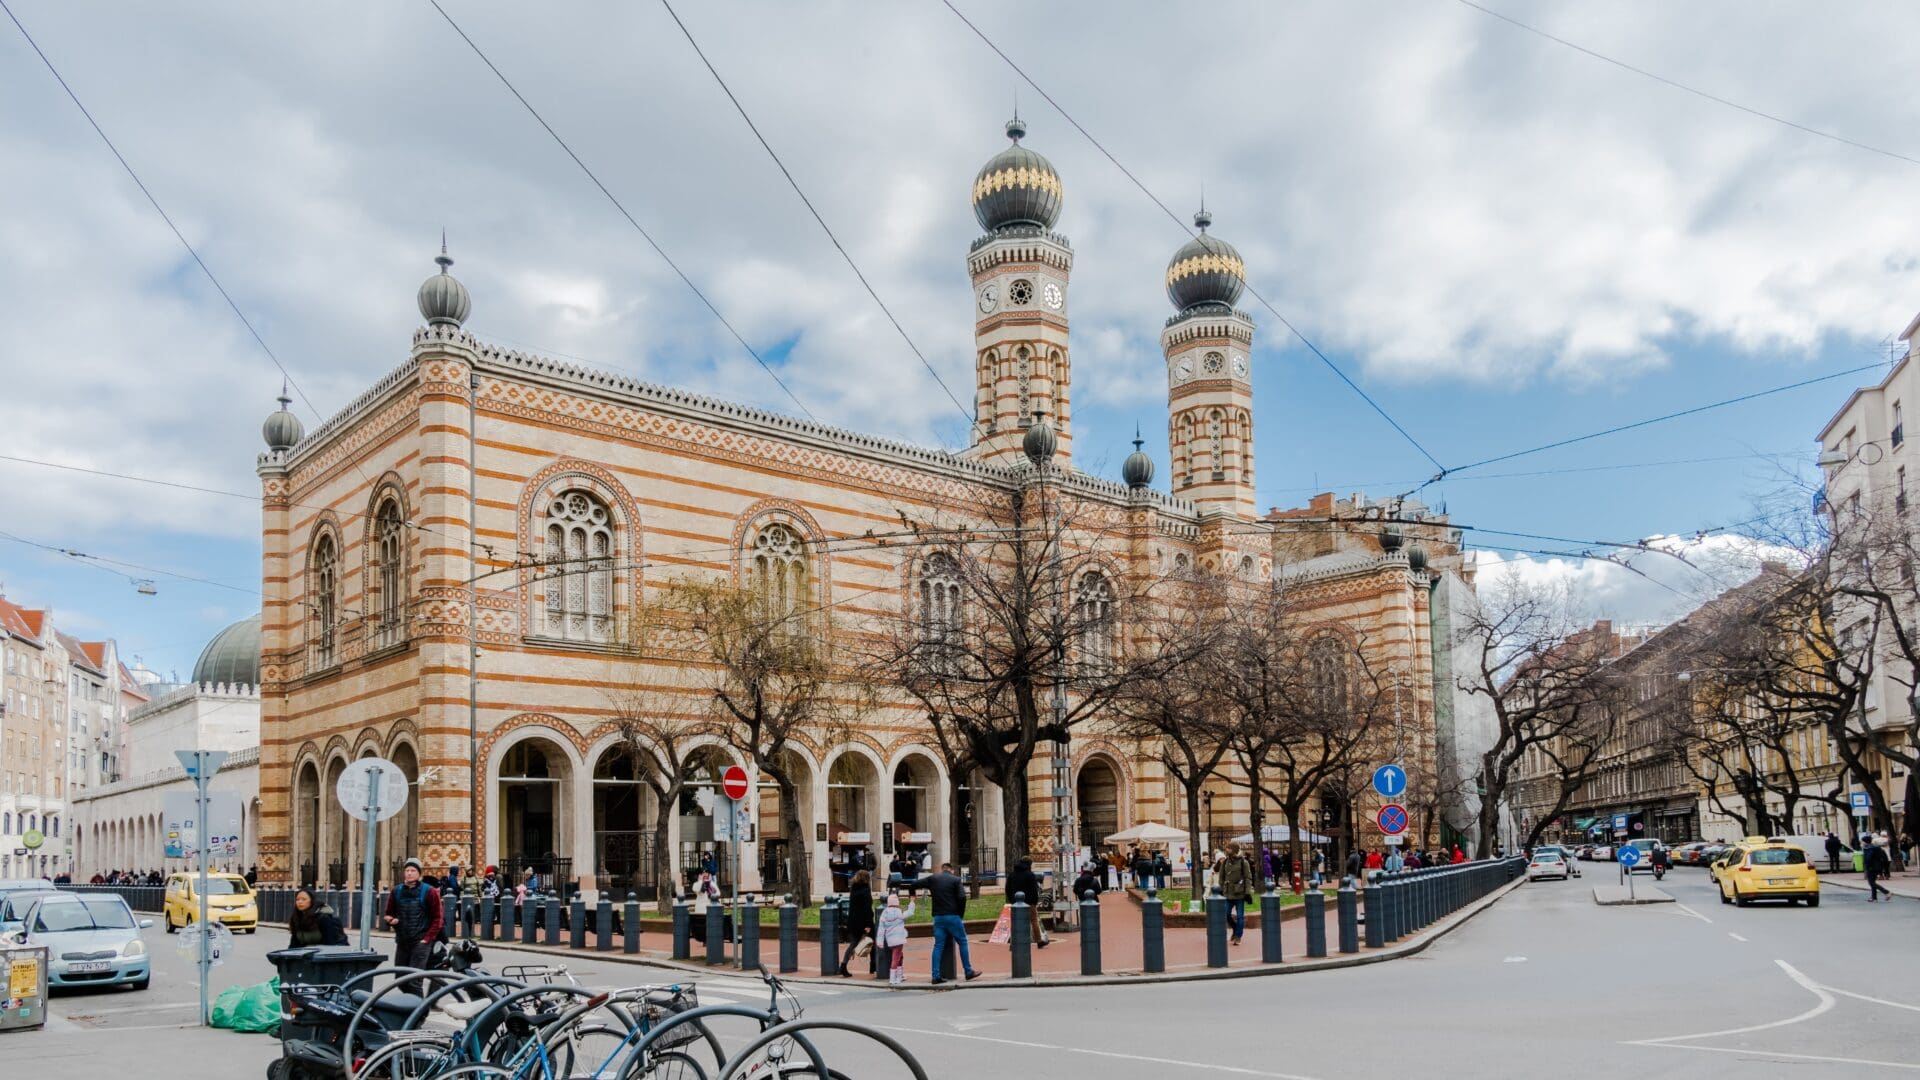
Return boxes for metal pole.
[195,771,210,1026]
[358,784,378,952]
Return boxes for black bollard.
[1340,878,1361,954]
[739,896,760,971]
[1080,895,1102,976]
[544,895,562,946]
[1205,886,1229,969]
[1141,888,1165,974]
[521,895,538,944]
[596,894,613,952]
[461,895,475,938]
[671,899,690,960]
[1010,893,1033,979]
[778,896,799,974]
[495,894,510,941]
[570,897,587,949]
[706,902,726,965]
[623,893,640,954]
[1260,889,1282,964]
[1379,877,1399,942]
[1304,888,1328,957]
[818,895,839,977]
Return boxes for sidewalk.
[1822,869,1920,900]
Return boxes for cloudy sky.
[1,1,1911,676]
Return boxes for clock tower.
[1163,209,1256,518]
[965,117,1074,468]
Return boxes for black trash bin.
[267,945,385,988]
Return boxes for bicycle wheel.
[426,1067,514,1080]
[543,1021,635,1079]
[354,1034,459,1080]
[628,1050,709,1080]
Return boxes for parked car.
[5,892,153,989]
[1768,835,1855,871]
[1716,841,1820,907]
[1531,844,1581,876]
[1527,850,1570,881]
[1590,844,1615,861]
[1697,843,1729,866]
[1672,842,1709,865]
[0,889,59,937]
[0,877,56,895]
[164,871,257,934]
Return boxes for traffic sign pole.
[359,784,380,952]
[176,750,228,1027]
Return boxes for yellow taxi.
[1716,840,1820,908]
[164,872,259,933]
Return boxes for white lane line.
[1646,1044,1920,1071]
[1627,959,1831,1045]
[876,1024,1323,1080]
[1672,903,1713,924]
[1822,985,1920,1013]
[1728,932,1748,942]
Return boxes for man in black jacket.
[1006,858,1049,948]
[1824,832,1843,875]
[913,863,980,984]
[1864,838,1893,901]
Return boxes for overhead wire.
[937,0,1447,474]
[424,0,816,422]
[657,0,977,436]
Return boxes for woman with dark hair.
[839,869,876,977]
[288,887,348,947]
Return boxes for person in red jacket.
[1450,846,1468,864]
[1364,850,1384,872]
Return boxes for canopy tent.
[1231,824,1331,845]
[1103,822,1189,846]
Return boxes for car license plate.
[1768,878,1793,886]
[67,962,110,973]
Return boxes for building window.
[750,522,809,628]
[1308,637,1349,719]
[1895,401,1905,449]
[1900,467,1908,515]
[918,553,964,672]
[1016,347,1032,427]
[541,490,614,643]
[374,499,408,648]
[1075,570,1115,670]
[311,533,339,669]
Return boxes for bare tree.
[604,667,714,913]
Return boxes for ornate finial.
[1005,113,1026,143]
[1133,423,1144,452]
[1194,205,1212,233]
[277,378,291,411]
[436,230,453,273]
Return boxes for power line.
[0,529,260,597]
[424,0,816,422]
[938,0,1447,474]
[658,0,976,434]
[1260,447,1810,498]
[1454,0,1920,169]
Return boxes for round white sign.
[336,757,410,822]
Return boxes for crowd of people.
[78,865,259,886]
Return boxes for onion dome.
[1166,208,1246,313]
[192,613,261,687]
[262,390,304,451]
[417,237,471,327]
[1122,430,1154,489]
[972,116,1064,233]
[1023,414,1059,465]
[1380,524,1404,554]
[1407,543,1430,573]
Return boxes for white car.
[1527,851,1570,880]
[1590,844,1614,861]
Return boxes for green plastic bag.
[210,976,280,1034]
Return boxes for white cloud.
[1469,531,1799,628]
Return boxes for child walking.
[876,891,916,986]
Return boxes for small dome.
[1122,433,1154,489]
[1407,543,1430,573]
[973,117,1064,233]
[417,241,471,327]
[192,614,261,687]
[1023,415,1058,464]
[262,392,304,451]
[1380,525,1404,553]
[1166,209,1246,313]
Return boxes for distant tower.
[965,116,1074,467]
[1162,209,1255,517]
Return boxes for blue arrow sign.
[1372,764,1407,798]
[1617,846,1641,867]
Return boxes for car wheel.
[129,976,149,991]
[165,912,177,934]
[1787,898,1799,906]
[1734,889,1750,907]
[1719,882,1732,905]
[1807,894,1820,908]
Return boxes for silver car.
[0,889,59,937]
[8,893,153,990]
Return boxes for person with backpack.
[1864,837,1893,901]
[383,858,443,968]
[1218,841,1254,946]
[288,887,348,947]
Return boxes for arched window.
[750,523,809,626]
[918,553,964,672]
[1208,409,1225,480]
[1075,570,1116,671]
[541,490,614,642]
[374,498,407,648]
[1016,347,1032,426]
[1308,637,1348,719]
[312,532,339,668]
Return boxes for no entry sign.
[1377,803,1409,835]
[722,765,751,801]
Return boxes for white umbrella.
[1104,822,1189,845]
[1231,824,1331,845]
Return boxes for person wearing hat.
[480,864,502,900]
[383,857,444,968]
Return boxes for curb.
[382,873,1532,991]
[1818,876,1920,902]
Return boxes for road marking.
[1821,985,1920,1013]
[1627,959,1832,1045]
[1502,956,1527,963]
[1728,932,1747,942]
[876,1025,1323,1079]
[1645,1044,1920,1071]
[1671,903,1712,923]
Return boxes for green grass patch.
[742,894,1007,926]
[1139,887,1334,909]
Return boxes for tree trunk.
[1184,784,1206,896]
[1001,763,1032,886]
[1283,801,1305,894]
[651,789,676,915]
[948,770,978,899]
[777,775,811,907]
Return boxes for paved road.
[6,870,1914,1077]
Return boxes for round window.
[1009,279,1034,305]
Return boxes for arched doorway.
[754,748,813,894]
[826,752,880,891]
[1077,758,1120,852]
[592,745,652,897]
[384,743,420,880]
[294,761,321,885]
[498,738,571,892]
[891,753,939,876]
[678,746,738,892]
[323,756,350,886]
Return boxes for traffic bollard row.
[1338,878,1360,954]
[779,897,799,974]
[740,897,760,971]
[1011,893,1033,979]
[1304,888,1327,957]
[1141,889,1165,974]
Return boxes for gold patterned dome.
[973,116,1063,233]
[1166,208,1245,312]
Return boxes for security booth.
[830,832,873,892]
[894,828,933,881]
[0,943,47,1032]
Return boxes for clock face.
[977,284,999,314]
[1232,353,1248,378]
[1042,282,1063,310]
[1174,357,1194,382]
[1203,351,1225,375]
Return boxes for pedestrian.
[1345,847,1363,883]
[1864,837,1892,902]
[1311,848,1326,887]
[1218,841,1254,946]
[876,892,916,987]
[1131,847,1152,890]
[1385,847,1404,874]
[1824,832,1842,875]
[1007,857,1050,948]
[1365,849,1384,876]
[838,870,876,977]
[1151,850,1170,891]
[1072,862,1101,902]
[1451,845,1468,865]
[288,887,349,947]
[382,858,443,969]
[244,865,258,887]
[481,865,501,899]
[911,862,979,984]
[701,850,717,880]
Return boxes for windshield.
[1750,848,1806,866]
[1532,852,1561,861]
[1,892,58,920]
[200,878,250,895]
[32,897,136,932]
